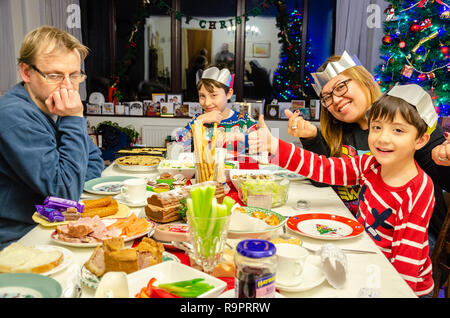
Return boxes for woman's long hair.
[317,56,382,157]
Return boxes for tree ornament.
[418,73,427,81]
[400,64,414,78]
[398,41,406,49]
[288,65,297,72]
[419,18,432,31]
[427,72,435,79]
[441,10,449,19]
[382,35,393,45]
[441,45,449,56]
[410,21,420,32]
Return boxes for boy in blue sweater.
[0,26,104,248]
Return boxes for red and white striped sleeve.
[272,138,374,187]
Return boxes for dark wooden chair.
[431,191,450,298]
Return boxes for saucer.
[114,193,149,207]
[275,261,325,292]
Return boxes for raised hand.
[45,85,83,117]
[432,132,450,166]
[285,109,318,139]
[248,115,278,154]
[198,110,223,124]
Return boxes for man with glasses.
[0,26,104,248]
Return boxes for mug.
[120,178,147,204]
[275,243,309,286]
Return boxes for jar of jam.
[234,239,277,298]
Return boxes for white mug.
[275,243,309,286]
[120,178,147,203]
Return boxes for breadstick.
[82,199,119,218]
[82,196,112,209]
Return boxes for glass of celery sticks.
[186,184,235,273]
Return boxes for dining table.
[17,160,417,298]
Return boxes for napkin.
[319,243,348,289]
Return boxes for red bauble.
[410,22,420,33]
[382,35,392,45]
[418,73,427,81]
[398,41,406,49]
[441,45,449,56]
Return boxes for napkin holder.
[319,243,348,289]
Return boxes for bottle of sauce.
[234,239,277,298]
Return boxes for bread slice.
[104,248,138,274]
[0,243,63,274]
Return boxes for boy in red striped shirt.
[249,84,437,296]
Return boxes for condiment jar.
[234,239,277,298]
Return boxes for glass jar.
[234,239,277,298]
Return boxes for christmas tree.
[374,0,450,118]
[272,5,316,101]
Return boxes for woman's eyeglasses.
[320,79,352,108]
[29,64,87,84]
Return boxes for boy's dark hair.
[367,94,428,138]
[196,78,230,95]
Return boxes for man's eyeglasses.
[29,64,87,84]
[320,79,352,108]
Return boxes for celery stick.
[190,187,202,218]
[222,196,236,215]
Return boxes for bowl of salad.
[236,175,290,208]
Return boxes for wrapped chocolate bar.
[43,196,84,212]
[319,243,348,289]
[36,205,65,222]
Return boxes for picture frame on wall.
[253,42,270,58]
[152,93,166,103]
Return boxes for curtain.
[0,0,17,93]
[0,0,86,99]
[334,0,389,74]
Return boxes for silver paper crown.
[311,51,363,96]
[197,67,233,87]
[386,84,437,130]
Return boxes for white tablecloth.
[18,163,417,298]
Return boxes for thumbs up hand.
[248,115,279,154]
[285,109,318,139]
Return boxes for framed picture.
[291,100,305,111]
[310,99,320,120]
[175,103,189,117]
[86,103,102,115]
[129,101,144,116]
[115,104,125,115]
[102,102,115,115]
[143,100,158,117]
[160,102,174,117]
[244,99,265,120]
[298,108,311,120]
[253,42,270,58]
[265,104,279,120]
[188,103,203,117]
[152,93,166,103]
[167,94,182,105]
[278,102,291,119]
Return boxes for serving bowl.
[157,160,196,180]
[236,175,290,208]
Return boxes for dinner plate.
[81,252,181,289]
[33,245,74,276]
[275,261,325,292]
[287,213,364,240]
[115,156,161,172]
[0,273,62,298]
[219,289,285,298]
[50,217,156,248]
[32,203,130,227]
[84,176,140,195]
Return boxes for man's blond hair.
[17,26,89,66]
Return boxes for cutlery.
[62,264,82,298]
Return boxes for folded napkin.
[319,243,348,289]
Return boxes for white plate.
[219,289,285,298]
[33,245,73,276]
[115,162,158,172]
[50,218,156,248]
[114,192,152,207]
[275,261,325,292]
[81,252,180,289]
[127,261,226,298]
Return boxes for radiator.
[141,125,175,147]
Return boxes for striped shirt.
[274,139,434,296]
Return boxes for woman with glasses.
[0,26,104,248]
[286,53,449,254]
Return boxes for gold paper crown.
[196,67,233,87]
[386,84,438,133]
[311,51,363,96]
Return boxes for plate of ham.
[51,215,156,248]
